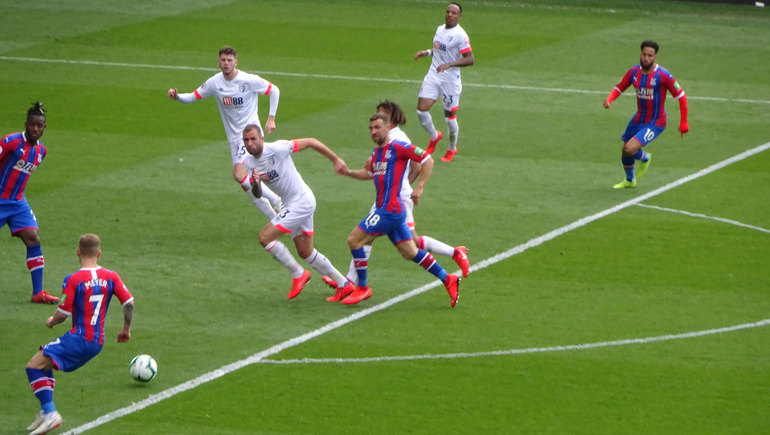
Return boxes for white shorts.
[229,137,248,166]
[418,71,462,111]
[271,194,316,238]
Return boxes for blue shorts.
[0,200,38,235]
[357,208,413,245]
[621,121,665,147]
[41,332,102,372]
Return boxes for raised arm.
[294,138,349,175]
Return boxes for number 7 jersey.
[58,267,134,346]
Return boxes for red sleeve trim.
[194,89,202,99]
[264,83,272,96]
[461,46,472,54]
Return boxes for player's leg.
[341,223,378,304]
[259,223,306,298]
[393,229,460,307]
[417,74,443,153]
[614,123,661,189]
[25,336,73,434]
[13,215,56,303]
[440,88,461,161]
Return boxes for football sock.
[419,236,454,257]
[26,245,44,295]
[265,240,303,278]
[413,249,448,281]
[634,148,648,162]
[27,368,56,413]
[346,244,371,283]
[445,116,459,151]
[303,249,347,288]
[351,247,369,287]
[622,155,635,181]
[245,189,276,219]
[416,110,438,141]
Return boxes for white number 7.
[89,294,104,326]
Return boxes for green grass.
[1,0,769,433]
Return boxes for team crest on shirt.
[650,77,657,86]
[239,84,248,93]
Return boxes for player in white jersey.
[167,46,282,218]
[321,100,469,301]
[414,2,474,162]
[241,124,355,300]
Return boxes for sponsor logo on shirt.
[222,96,244,106]
[637,87,654,100]
[14,159,37,174]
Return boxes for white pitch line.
[1,55,768,104]
[260,318,770,365]
[62,141,770,435]
[637,203,770,234]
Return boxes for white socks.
[265,240,303,278]
[303,249,347,287]
[416,110,438,140]
[445,117,459,151]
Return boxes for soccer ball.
[129,354,158,382]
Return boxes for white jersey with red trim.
[193,70,273,144]
[388,126,414,202]
[430,24,472,77]
[242,139,313,205]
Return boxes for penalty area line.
[62,141,770,434]
[259,318,770,365]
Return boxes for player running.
[167,46,283,217]
[322,100,469,299]
[604,40,689,189]
[338,113,460,307]
[242,125,354,299]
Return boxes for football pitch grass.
[1,0,768,433]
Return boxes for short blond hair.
[79,233,101,257]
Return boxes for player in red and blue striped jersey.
[25,234,134,434]
[340,113,460,307]
[604,40,689,189]
[0,102,59,303]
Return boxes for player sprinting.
[242,125,354,299]
[338,113,460,307]
[167,46,282,217]
[1,102,58,304]
[322,100,469,299]
[25,234,134,434]
[414,2,474,162]
[604,40,689,189]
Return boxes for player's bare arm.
[415,49,432,61]
[437,50,474,73]
[250,168,266,198]
[118,301,133,343]
[295,138,349,175]
[411,156,434,206]
[45,311,68,328]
